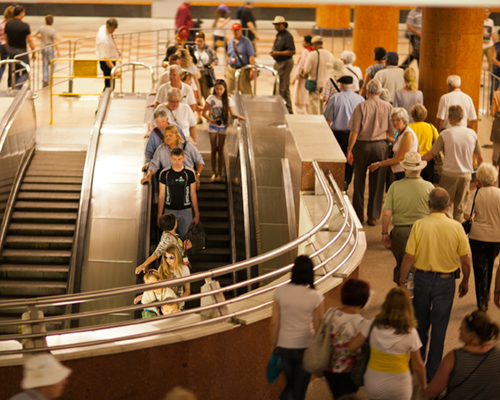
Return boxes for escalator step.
[199,201,228,210]
[200,210,228,221]
[8,223,76,236]
[197,191,227,200]
[11,212,78,223]
[4,236,73,250]
[0,280,67,296]
[17,192,81,201]
[23,176,83,184]
[202,221,230,234]
[0,264,69,280]
[198,183,226,192]
[25,169,84,177]
[20,183,82,192]
[15,201,79,211]
[1,249,72,264]
[190,261,228,272]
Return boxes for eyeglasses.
[164,255,175,260]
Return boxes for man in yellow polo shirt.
[400,187,471,382]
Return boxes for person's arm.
[399,253,415,287]
[467,119,477,130]
[424,350,455,398]
[458,253,471,298]
[247,54,256,79]
[246,21,259,41]
[53,37,60,57]
[229,105,245,120]
[436,118,444,132]
[190,181,200,224]
[202,102,216,123]
[422,151,435,162]
[195,163,203,190]
[26,34,36,60]
[406,24,421,37]
[158,182,165,225]
[272,49,296,58]
[181,282,191,298]
[141,169,154,185]
[190,126,197,144]
[135,253,159,274]
[381,209,392,249]
[346,130,359,165]
[348,332,367,351]
[410,350,427,390]
[368,130,413,172]
[270,298,280,348]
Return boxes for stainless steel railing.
[235,64,280,96]
[110,62,155,95]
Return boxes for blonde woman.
[349,287,426,400]
[159,244,191,310]
[393,68,423,122]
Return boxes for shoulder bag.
[350,320,375,387]
[462,188,479,235]
[303,307,336,374]
[305,50,320,92]
[185,221,206,256]
[195,45,215,88]
[266,348,282,383]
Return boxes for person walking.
[292,35,312,115]
[95,18,120,89]
[225,22,255,95]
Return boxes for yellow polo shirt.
[405,213,470,273]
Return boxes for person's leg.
[438,174,457,219]
[239,68,252,95]
[280,58,294,113]
[367,141,388,221]
[426,274,455,382]
[209,131,218,178]
[413,271,433,364]
[454,176,470,222]
[484,242,500,309]
[42,48,50,84]
[99,61,113,89]
[308,90,320,115]
[217,133,227,177]
[390,226,412,284]
[324,371,358,399]
[225,66,236,96]
[176,208,192,239]
[278,347,296,400]
[289,348,312,400]
[485,46,494,72]
[0,44,7,82]
[352,142,369,221]
[470,239,489,309]
[333,130,353,190]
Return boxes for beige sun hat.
[311,35,322,44]
[272,16,288,27]
[400,151,427,171]
[21,354,72,390]
[330,59,347,77]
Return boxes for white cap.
[22,354,72,390]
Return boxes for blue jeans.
[164,208,192,239]
[42,48,55,83]
[7,46,29,89]
[413,270,455,382]
[277,347,311,400]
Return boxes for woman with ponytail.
[425,310,500,399]
[394,67,423,122]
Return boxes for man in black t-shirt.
[5,5,36,89]
[239,2,259,49]
[158,147,200,239]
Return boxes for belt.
[393,224,413,228]
[415,269,451,278]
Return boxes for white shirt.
[154,103,197,137]
[436,88,477,130]
[373,66,405,103]
[95,25,119,59]
[142,287,177,305]
[304,48,335,89]
[155,81,196,106]
[344,63,363,92]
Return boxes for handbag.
[305,50,320,92]
[184,221,206,256]
[462,188,479,235]
[195,45,215,88]
[350,320,375,387]
[303,307,336,374]
[266,348,282,383]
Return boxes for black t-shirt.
[5,18,30,50]
[159,167,195,210]
[240,7,256,42]
[272,30,295,62]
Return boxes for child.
[36,15,59,88]
[158,244,191,310]
[202,79,245,182]
[213,5,231,51]
[136,269,179,318]
[135,213,191,275]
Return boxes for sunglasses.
[164,255,175,260]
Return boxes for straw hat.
[400,151,427,171]
[272,16,288,28]
[330,60,347,77]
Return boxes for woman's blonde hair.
[375,287,417,334]
[175,48,194,68]
[163,125,183,147]
[143,269,163,283]
[404,67,417,91]
[159,244,184,280]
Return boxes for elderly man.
[95,18,120,89]
[381,152,434,284]
[436,75,477,132]
[400,187,471,382]
[9,354,72,400]
[340,51,363,92]
[142,125,204,189]
[152,64,196,111]
[423,105,483,221]
[303,36,335,114]
[323,75,364,190]
[271,16,295,113]
[154,87,197,144]
[347,79,393,225]
[226,22,255,95]
[158,147,200,238]
[373,51,405,103]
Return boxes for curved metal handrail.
[110,62,155,95]
[234,64,280,96]
[0,59,31,90]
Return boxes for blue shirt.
[226,36,255,68]
[323,89,365,131]
[144,123,185,163]
[148,142,205,174]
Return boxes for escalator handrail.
[0,84,32,153]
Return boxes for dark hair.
[168,54,180,62]
[213,79,229,125]
[45,14,54,26]
[341,279,370,307]
[374,46,386,61]
[13,5,24,17]
[106,18,118,29]
[195,31,205,40]
[290,255,315,288]
[159,213,176,231]
[303,35,312,45]
[464,310,500,343]
[171,147,185,157]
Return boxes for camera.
[216,119,223,126]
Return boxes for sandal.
[210,174,218,182]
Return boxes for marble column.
[353,6,399,73]
[419,7,483,128]
[316,5,351,29]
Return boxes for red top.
[175,3,193,29]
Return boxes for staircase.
[0,150,86,331]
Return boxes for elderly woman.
[368,107,418,181]
[424,311,500,399]
[408,104,439,183]
[464,163,500,310]
[393,68,423,122]
[340,50,363,92]
[193,31,218,100]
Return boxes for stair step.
[12,212,77,223]
[4,236,73,250]
[206,234,230,245]
[15,201,79,211]
[1,249,72,265]
[0,280,67,296]
[17,192,81,201]
[25,169,85,177]
[0,264,69,280]
[197,191,227,200]
[199,201,228,210]
[200,211,228,221]
[20,183,82,192]
[198,183,226,192]
[8,223,76,236]
[23,176,83,184]
[202,221,230,234]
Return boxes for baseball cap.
[232,22,242,31]
[384,51,399,63]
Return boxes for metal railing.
[235,64,280,96]
[110,62,155,95]
[0,161,360,356]
[0,59,31,91]
[480,68,500,119]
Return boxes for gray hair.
[167,87,182,101]
[169,64,182,75]
[476,163,498,186]
[429,188,450,211]
[447,75,461,88]
[341,50,356,65]
[379,88,391,102]
[391,107,410,125]
[367,79,382,95]
[448,105,464,122]
[154,108,167,120]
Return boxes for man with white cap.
[381,151,434,284]
[9,353,72,400]
[271,16,295,113]
[302,35,335,114]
